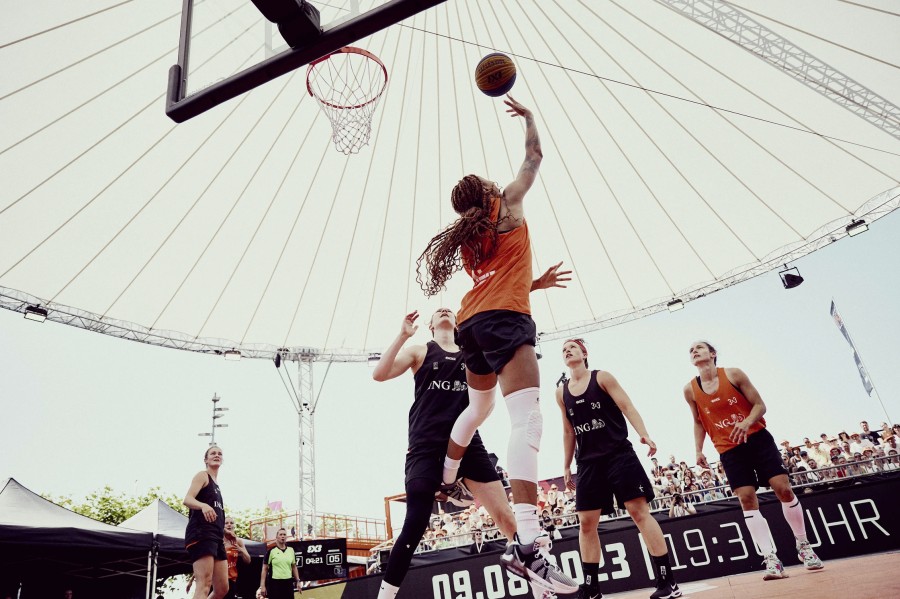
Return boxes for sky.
[2,205,899,527]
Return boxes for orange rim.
[306,46,388,109]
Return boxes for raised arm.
[501,95,542,209]
[683,383,710,469]
[556,386,577,491]
[725,367,766,444]
[601,371,657,457]
[371,311,426,381]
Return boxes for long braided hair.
[416,174,499,297]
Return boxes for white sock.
[513,503,541,543]
[442,456,461,485]
[377,581,400,599]
[743,510,776,555]
[781,498,808,543]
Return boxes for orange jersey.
[226,542,239,581]
[690,368,766,454]
[457,197,532,325]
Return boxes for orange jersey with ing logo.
[457,197,532,325]
[690,368,766,454]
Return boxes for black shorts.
[405,432,500,489]
[267,578,295,599]
[575,444,654,513]
[719,428,789,491]
[186,537,227,562]
[455,310,537,375]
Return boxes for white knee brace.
[505,387,542,483]
[450,386,496,447]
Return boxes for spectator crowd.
[370,421,899,562]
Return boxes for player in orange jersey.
[416,95,577,597]
[684,341,823,581]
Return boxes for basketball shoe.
[500,533,579,595]
[435,479,475,507]
[762,553,788,580]
[797,540,824,570]
[650,580,682,599]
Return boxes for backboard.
[166,0,446,123]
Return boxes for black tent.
[120,499,266,597]
[0,477,155,599]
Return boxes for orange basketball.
[475,53,516,97]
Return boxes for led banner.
[301,473,900,598]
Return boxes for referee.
[259,528,300,598]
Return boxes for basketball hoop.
[307,47,388,154]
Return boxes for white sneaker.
[500,533,579,595]
[762,552,788,580]
[797,540,824,570]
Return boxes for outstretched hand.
[504,94,532,119]
[401,311,419,338]
[640,436,658,458]
[534,262,572,291]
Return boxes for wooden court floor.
[606,551,900,599]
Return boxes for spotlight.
[223,349,242,361]
[367,353,381,367]
[667,299,684,312]
[846,219,868,237]
[23,305,48,322]
[274,352,282,369]
[778,266,804,289]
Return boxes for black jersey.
[562,370,630,462]
[185,473,225,544]
[410,341,470,450]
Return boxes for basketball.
[474,53,516,97]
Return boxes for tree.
[44,486,189,525]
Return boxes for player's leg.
[577,509,602,599]
[768,474,824,570]
[497,344,541,514]
[723,442,787,581]
[210,559,229,599]
[191,555,214,599]
[611,447,680,599]
[378,477,438,599]
[465,479,516,540]
[441,326,497,490]
[623,498,680,599]
[734,485,786,580]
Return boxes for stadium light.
[778,266,804,289]
[223,349,242,361]
[367,353,381,367]
[23,305,48,322]
[846,219,868,237]
[667,299,685,312]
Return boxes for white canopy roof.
[1,0,898,359]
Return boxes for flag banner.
[268,500,283,512]
[830,301,873,396]
[830,301,854,347]
[853,350,875,396]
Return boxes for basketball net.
[307,47,388,154]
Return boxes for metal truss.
[542,186,900,342]
[653,0,900,142]
[2,188,897,357]
[295,357,317,538]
